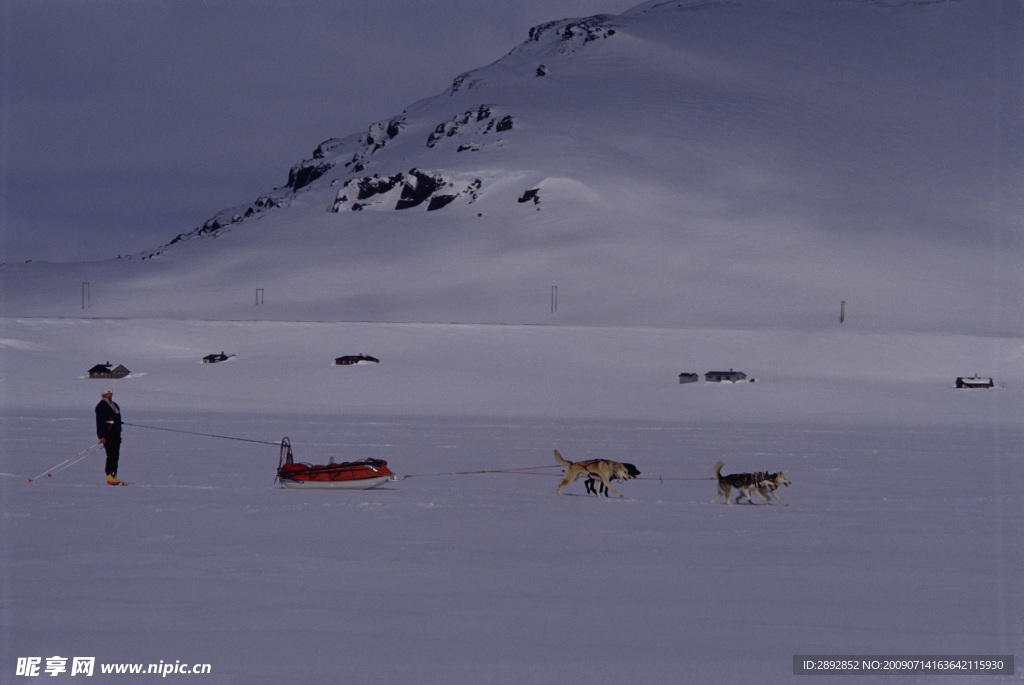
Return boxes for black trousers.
[103,439,121,476]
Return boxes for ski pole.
[28,443,103,482]
[45,448,101,478]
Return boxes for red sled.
[275,437,394,490]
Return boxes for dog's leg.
[556,468,581,496]
[770,490,790,506]
[587,472,613,497]
[750,487,770,504]
[712,484,728,504]
[584,477,606,497]
[600,474,624,498]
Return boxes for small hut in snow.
[705,369,748,383]
[88,362,130,379]
[956,375,994,389]
[335,354,380,366]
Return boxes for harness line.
[399,466,714,482]
[641,476,716,483]
[123,422,280,446]
[398,465,562,480]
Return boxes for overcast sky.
[2,0,637,263]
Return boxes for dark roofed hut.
[335,354,380,366]
[956,375,994,389]
[705,369,747,383]
[88,362,130,379]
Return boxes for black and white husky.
[713,462,790,505]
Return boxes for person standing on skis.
[95,385,124,485]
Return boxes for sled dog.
[554,450,639,497]
[755,471,790,506]
[713,462,770,504]
[584,462,641,497]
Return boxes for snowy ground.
[1,318,1021,684]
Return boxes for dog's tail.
[714,461,725,480]
[554,449,571,467]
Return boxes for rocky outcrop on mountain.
[330,169,482,212]
[517,188,540,205]
[343,116,407,173]
[169,95,518,244]
[426,105,513,150]
[447,15,618,95]
[165,192,289,248]
[161,112,416,247]
[526,16,618,52]
[287,161,333,192]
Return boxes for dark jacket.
[95,399,122,441]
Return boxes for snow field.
[2,318,1021,683]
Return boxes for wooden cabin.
[956,375,994,389]
[705,369,747,383]
[335,354,380,366]
[88,362,130,379]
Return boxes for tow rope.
[398,467,715,482]
[397,465,562,480]
[123,422,280,446]
[641,476,716,483]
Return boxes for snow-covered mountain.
[3,0,1021,334]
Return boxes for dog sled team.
[553,450,790,505]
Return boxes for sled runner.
[275,437,394,490]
